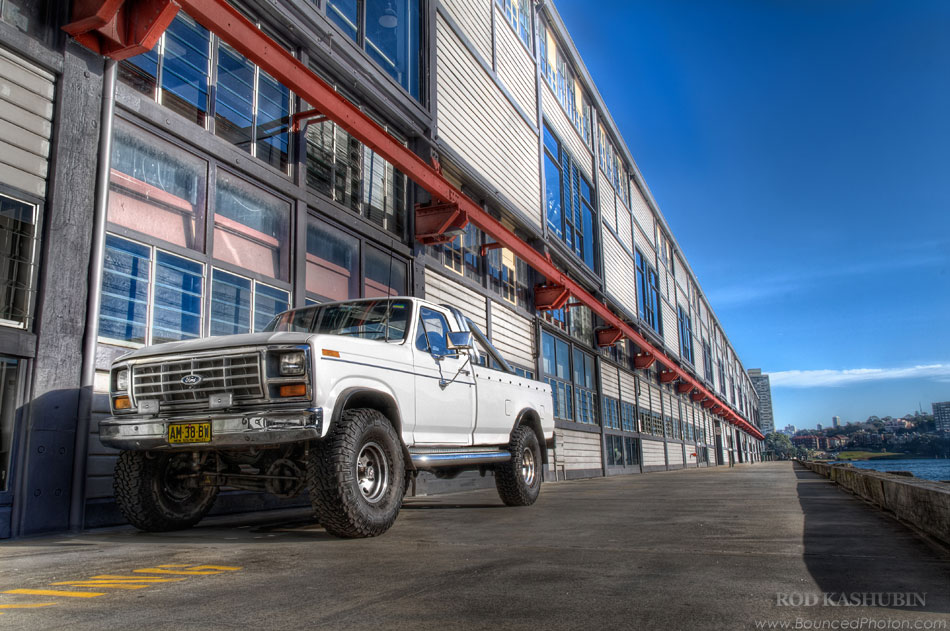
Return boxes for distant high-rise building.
[748,369,774,433]
[934,402,950,433]
[817,423,823,431]
[832,416,841,427]
[782,424,796,436]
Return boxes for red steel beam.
[68,0,761,441]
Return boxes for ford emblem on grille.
[181,374,202,386]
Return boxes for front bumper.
[99,408,323,451]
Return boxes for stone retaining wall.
[798,461,950,547]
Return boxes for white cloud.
[769,364,950,388]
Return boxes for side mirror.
[446,331,474,351]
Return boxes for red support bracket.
[534,284,570,311]
[291,108,327,133]
[414,202,468,245]
[64,0,180,61]
[479,242,504,257]
[690,390,704,402]
[659,370,678,384]
[702,399,715,409]
[633,353,655,370]
[596,327,623,348]
[676,382,693,395]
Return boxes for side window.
[416,307,450,356]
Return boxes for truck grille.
[131,353,264,410]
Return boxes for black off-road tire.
[495,425,542,506]
[307,408,406,538]
[113,450,219,532]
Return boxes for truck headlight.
[279,351,306,376]
[114,368,129,392]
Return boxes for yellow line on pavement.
[0,603,57,609]
[133,568,222,575]
[187,565,242,571]
[3,589,104,598]
[50,582,150,590]
[156,564,192,568]
[90,575,185,582]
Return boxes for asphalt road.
[1,462,948,630]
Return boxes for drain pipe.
[69,58,117,532]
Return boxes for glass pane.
[554,338,569,380]
[214,172,290,280]
[365,0,421,98]
[361,148,406,236]
[256,70,290,171]
[0,356,16,491]
[307,218,359,301]
[99,235,150,345]
[305,120,335,197]
[327,0,358,41]
[215,43,254,153]
[544,153,562,238]
[418,307,449,354]
[253,283,289,332]
[109,122,208,251]
[541,332,554,377]
[151,251,203,344]
[365,246,406,297]
[312,299,410,340]
[334,125,362,212]
[161,14,210,126]
[210,269,251,335]
[119,48,158,97]
[0,195,36,327]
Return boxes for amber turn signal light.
[114,396,132,410]
[279,384,307,397]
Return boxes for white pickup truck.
[100,297,554,538]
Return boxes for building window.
[598,125,630,207]
[541,331,573,421]
[544,125,596,271]
[678,305,694,365]
[364,245,407,297]
[718,358,726,395]
[573,348,597,424]
[487,243,531,309]
[605,434,623,466]
[538,19,591,146]
[496,0,531,47]
[326,0,422,99]
[119,12,293,173]
[621,401,637,432]
[99,235,204,346]
[0,194,38,329]
[305,119,407,238]
[635,249,660,334]
[602,396,620,430]
[108,121,208,252]
[0,355,17,491]
[624,437,640,466]
[214,171,291,282]
[209,268,289,335]
[431,224,481,282]
[702,341,713,383]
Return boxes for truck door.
[411,306,476,445]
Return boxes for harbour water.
[847,458,950,481]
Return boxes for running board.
[410,451,511,468]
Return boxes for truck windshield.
[264,299,411,342]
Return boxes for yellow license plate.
[168,422,212,444]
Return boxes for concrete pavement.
[0,462,947,630]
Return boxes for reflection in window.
[538,19,591,145]
[99,235,204,346]
[0,355,16,491]
[0,194,37,328]
[541,332,573,421]
[215,42,254,152]
[307,219,360,302]
[544,126,596,271]
[108,122,207,251]
[161,14,211,125]
[327,0,422,99]
[496,0,531,47]
[214,172,290,281]
[210,268,289,336]
[365,246,406,297]
[305,119,406,238]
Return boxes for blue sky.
[555,0,950,428]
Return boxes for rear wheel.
[307,408,406,538]
[495,425,542,506]
[113,451,219,532]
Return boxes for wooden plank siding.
[424,269,489,332]
[439,0,492,62]
[488,299,535,369]
[642,439,666,467]
[492,5,536,124]
[602,230,637,317]
[553,427,602,472]
[600,362,620,399]
[630,182,655,244]
[436,15,541,228]
[0,46,54,198]
[619,370,637,404]
[540,84,593,180]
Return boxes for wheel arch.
[513,408,548,465]
[332,387,413,469]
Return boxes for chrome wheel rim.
[357,442,389,503]
[521,447,536,486]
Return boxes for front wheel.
[113,451,219,532]
[495,425,542,506]
[307,408,406,538]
